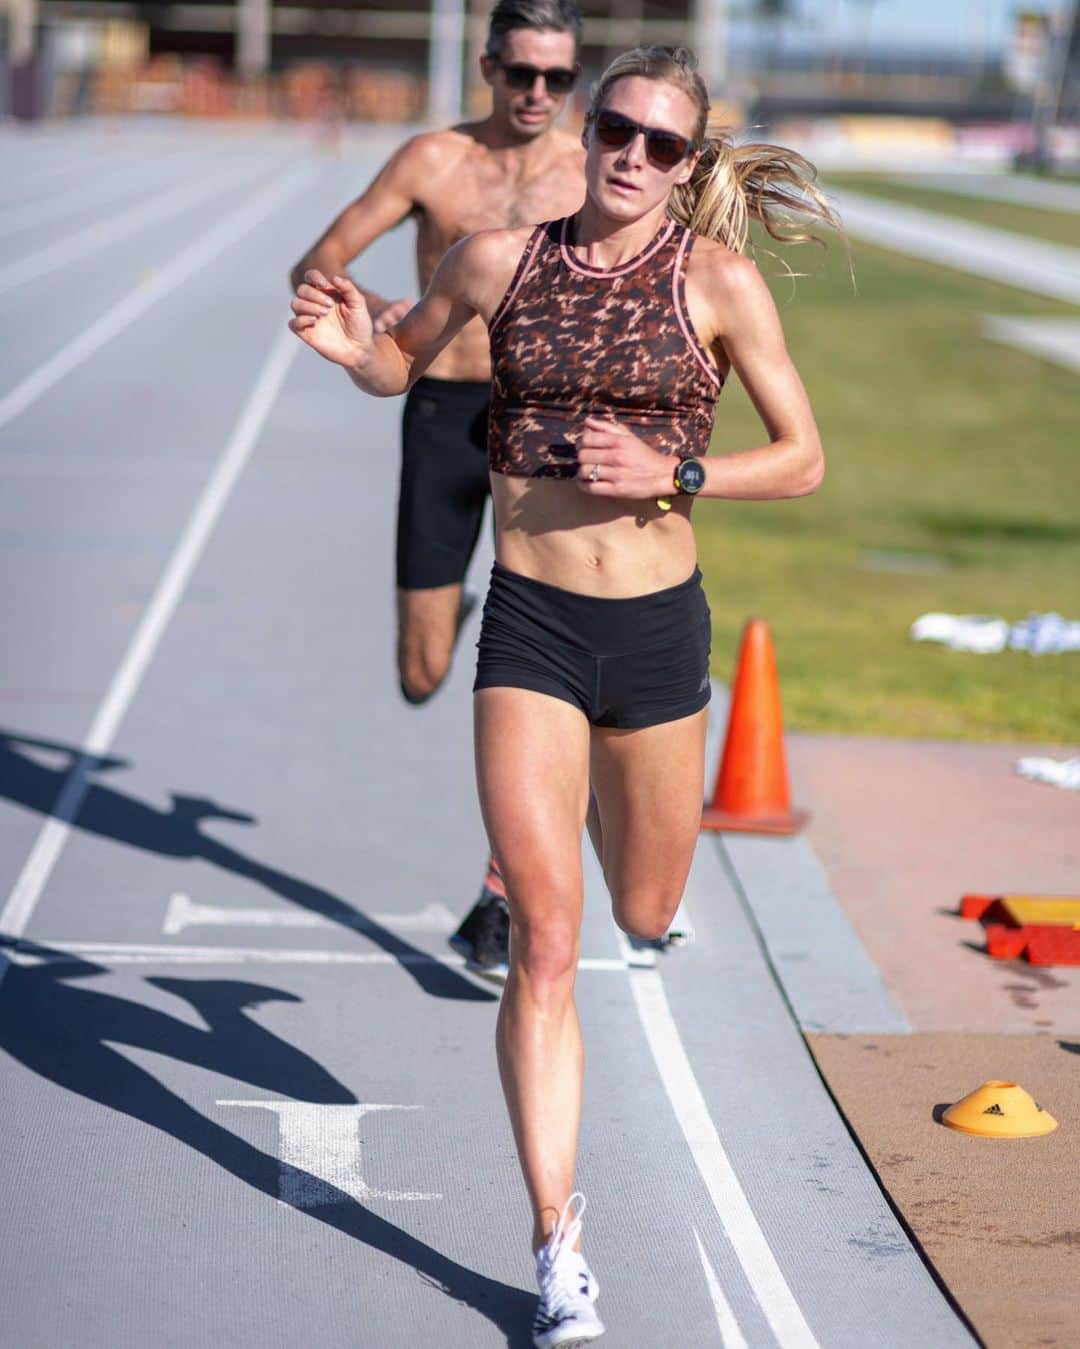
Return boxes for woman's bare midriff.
[490,474,699,598]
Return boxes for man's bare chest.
[417,162,583,250]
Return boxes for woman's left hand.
[576,417,673,500]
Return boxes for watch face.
[677,458,706,494]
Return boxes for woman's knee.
[510,905,580,987]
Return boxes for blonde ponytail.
[587,46,842,256]
[669,129,840,254]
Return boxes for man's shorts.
[397,376,491,590]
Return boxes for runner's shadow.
[0,944,531,1346]
[0,729,494,1004]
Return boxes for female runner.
[290,45,838,1348]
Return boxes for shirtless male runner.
[290,0,586,980]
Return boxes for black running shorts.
[397,376,491,590]
[474,563,712,729]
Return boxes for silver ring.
[590,464,599,483]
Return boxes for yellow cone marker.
[943,1081,1058,1139]
[1000,897,1080,928]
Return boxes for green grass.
[697,234,1080,742]
[822,172,1080,249]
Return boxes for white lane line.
[162,892,460,935]
[694,1228,749,1349]
[628,968,821,1348]
[0,174,151,241]
[0,139,247,241]
[10,942,629,970]
[830,188,1080,306]
[982,314,1080,373]
[0,129,200,201]
[0,165,314,433]
[0,162,272,295]
[898,171,1080,214]
[0,327,300,948]
[0,146,149,204]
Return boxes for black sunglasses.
[498,62,579,95]
[592,109,694,169]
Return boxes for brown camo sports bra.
[486,215,723,479]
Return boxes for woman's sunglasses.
[498,63,579,95]
[592,109,694,169]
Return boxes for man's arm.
[288,136,432,321]
[290,230,516,396]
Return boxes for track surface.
[0,121,974,1348]
[829,186,1080,306]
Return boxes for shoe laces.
[537,1192,589,1316]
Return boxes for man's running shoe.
[448,858,510,983]
[450,894,510,983]
[532,1193,604,1348]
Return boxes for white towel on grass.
[910,612,1080,655]
[1016,757,1080,790]
[1009,613,1080,655]
[909,613,1009,652]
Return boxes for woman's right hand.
[289,269,374,368]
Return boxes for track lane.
[0,125,979,1349]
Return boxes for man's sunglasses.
[592,109,695,169]
[498,62,579,95]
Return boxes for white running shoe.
[532,1192,604,1348]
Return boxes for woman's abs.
[490,475,699,598]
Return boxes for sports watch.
[656,455,706,511]
[674,456,706,495]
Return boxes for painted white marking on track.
[0,162,269,295]
[162,891,459,935]
[0,174,157,241]
[217,1101,441,1206]
[829,188,1080,306]
[0,165,314,432]
[982,314,1080,374]
[898,169,1080,213]
[0,327,300,956]
[694,1227,749,1349]
[0,127,203,205]
[0,138,243,240]
[628,968,821,1348]
[11,942,628,970]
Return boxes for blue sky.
[778,0,1032,54]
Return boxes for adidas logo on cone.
[942,1081,1058,1139]
[702,617,807,835]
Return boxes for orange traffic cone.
[701,618,808,834]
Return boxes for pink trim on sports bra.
[488,224,547,335]
[558,216,677,279]
[672,231,723,390]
